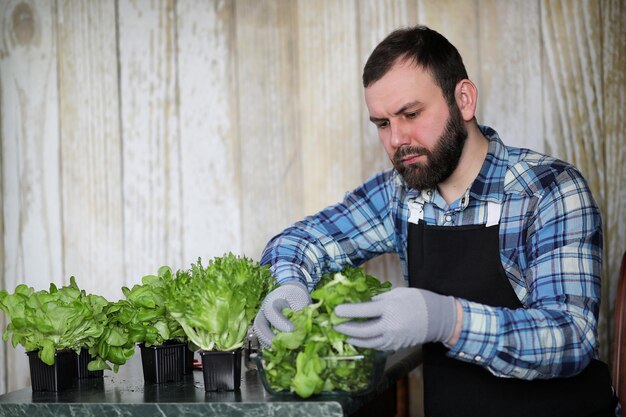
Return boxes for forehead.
[364,59,442,114]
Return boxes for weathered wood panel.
[176,0,241,266]
[117,0,183,284]
[57,0,123,300]
[601,0,626,358]
[234,0,302,260]
[297,0,363,214]
[0,0,62,391]
[477,0,544,151]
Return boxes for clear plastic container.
[254,350,389,397]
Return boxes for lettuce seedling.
[262,266,391,398]
[88,266,188,372]
[121,266,186,347]
[166,254,276,352]
[0,277,108,366]
[87,298,138,372]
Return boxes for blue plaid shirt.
[261,125,603,380]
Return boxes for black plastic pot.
[199,348,242,391]
[77,348,104,379]
[27,349,78,392]
[139,342,186,385]
[184,345,195,375]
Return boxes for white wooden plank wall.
[1,5,624,415]
[298,0,362,216]
[118,0,184,284]
[176,0,242,266]
[235,0,302,258]
[602,0,626,349]
[477,0,544,153]
[1,0,63,392]
[58,0,123,301]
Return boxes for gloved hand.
[253,282,312,348]
[333,287,457,351]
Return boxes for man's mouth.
[401,154,424,165]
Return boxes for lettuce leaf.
[165,254,276,352]
[120,266,186,347]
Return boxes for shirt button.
[458,352,465,357]
[474,355,482,361]
[445,214,453,222]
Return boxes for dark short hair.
[363,25,468,106]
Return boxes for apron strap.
[486,201,502,227]
[408,200,424,224]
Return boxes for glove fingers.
[334,300,382,318]
[264,298,294,332]
[253,312,274,348]
[345,335,387,349]
[334,319,383,339]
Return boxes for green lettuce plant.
[121,266,186,347]
[87,299,137,372]
[166,254,276,352]
[88,266,187,372]
[0,277,108,366]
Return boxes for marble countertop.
[0,346,422,417]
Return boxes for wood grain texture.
[297,0,363,214]
[0,0,62,391]
[477,0,544,151]
[117,0,183,283]
[601,0,626,365]
[234,0,302,260]
[176,0,241,265]
[57,0,124,300]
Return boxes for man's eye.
[376,121,389,129]
[405,112,418,119]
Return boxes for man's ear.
[455,79,478,121]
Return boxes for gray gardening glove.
[253,282,312,348]
[333,287,457,351]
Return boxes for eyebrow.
[369,101,422,123]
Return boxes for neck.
[438,123,489,205]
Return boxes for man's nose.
[390,122,410,148]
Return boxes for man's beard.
[392,105,468,190]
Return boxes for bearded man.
[253,25,619,416]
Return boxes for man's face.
[365,60,467,190]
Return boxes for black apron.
[407,218,616,417]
